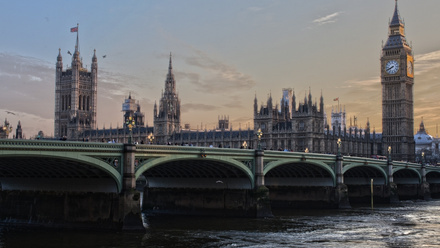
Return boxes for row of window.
[61,95,91,111]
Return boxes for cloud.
[343,77,380,92]
[182,50,256,94]
[247,6,263,12]
[313,12,342,25]
[181,103,219,113]
[415,50,440,76]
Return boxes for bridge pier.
[254,150,273,218]
[121,144,144,231]
[387,161,399,203]
[335,153,350,208]
[419,163,431,200]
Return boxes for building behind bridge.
[64,2,423,160]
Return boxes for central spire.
[168,52,173,70]
[390,0,403,27]
[165,52,176,96]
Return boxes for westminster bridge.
[1,139,439,230]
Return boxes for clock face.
[386,60,399,74]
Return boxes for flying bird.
[102,55,107,58]
[5,111,15,115]
[67,51,72,55]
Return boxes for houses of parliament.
[48,1,418,160]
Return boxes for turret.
[267,93,273,110]
[15,121,22,139]
[291,90,296,113]
[254,94,258,115]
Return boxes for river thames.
[1,200,440,247]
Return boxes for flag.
[70,27,78,32]
[333,97,339,101]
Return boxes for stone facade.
[154,54,181,145]
[54,31,97,140]
[381,1,415,161]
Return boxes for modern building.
[414,120,440,164]
[80,94,153,144]
[122,93,145,128]
[331,105,346,133]
[381,0,415,161]
[54,30,97,140]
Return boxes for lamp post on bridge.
[388,146,392,163]
[147,132,155,144]
[421,151,426,183]
[256,128,263,150]
[387,145,393,184]
[336,138,343,184]
[337,138,342,157]
[125,116,135,144]
[335,137,350,208]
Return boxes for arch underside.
[344,166,386,185]
[142,159,252,189]
[427,171,440,184]
[0,157,118,192]
[394,168,421,184]
[265,162,334,187]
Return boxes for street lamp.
[125,116,135,144]
[147,132,155,144]
[337,138,342,156]
[2,124,12,139]
[422,151,425,165]
[242,141,247,149]
[256,128,263,150]
[388,146,392,162]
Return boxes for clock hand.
[387,66,394,70]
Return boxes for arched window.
[87,96,90,110]
[68,95,71,109]
[79,95,82,110]
[61,95,64,110]
[83,95,86,110]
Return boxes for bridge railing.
[0,139,124,152]
[135,144,256,157]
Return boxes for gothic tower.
[381,1,415,161]
[154,53,181,144]
[54,27,97,139]
[15,121,22,139]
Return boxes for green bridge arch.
[135,155,255,185]
[0,150,122,192]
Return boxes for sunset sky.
[1,0,440,138]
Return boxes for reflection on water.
[2,200,440,247]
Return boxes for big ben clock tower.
[381,0,415,161]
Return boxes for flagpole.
[76,23,79,52]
